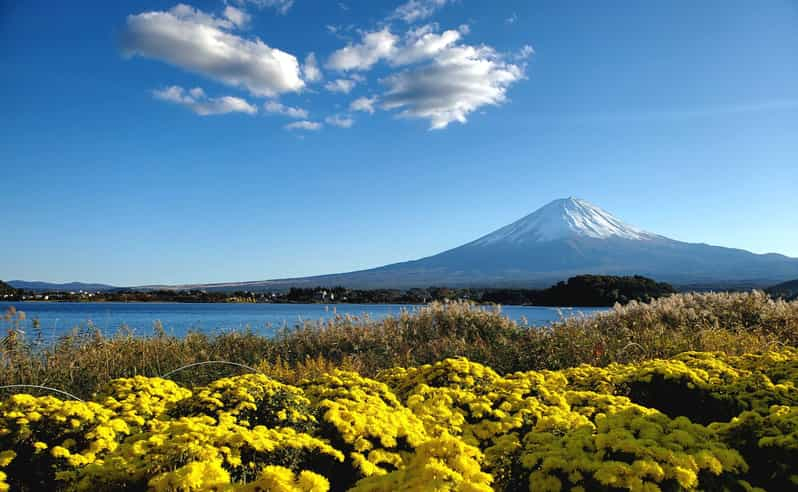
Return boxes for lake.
[0,302,609,341]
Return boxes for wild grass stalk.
[1,291,796,398]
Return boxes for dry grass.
[1,291,797,398]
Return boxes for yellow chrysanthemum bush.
[76,374,343,491]
[299,370,430,487]
[518,394,749,491]
[96,375,193,426]
[377,357,577,488]
[0,348,796,490]
[711,405,798,490]
[349,433,493,492]
[603,350,798,424]
[380,358,754,491]
[556,349,798,490]
[0,393,129,489]
[237,465,330,492]
[72,412,343,490]
[170,373,317,433]
[379,358,509,441]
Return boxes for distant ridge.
[8,281,119,292]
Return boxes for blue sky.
[1,0,797,285]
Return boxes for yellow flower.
[0,349,795,491]
[51,446,71,459]
[0,451,15,467]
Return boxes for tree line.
[0,275,678,307]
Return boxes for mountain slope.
[8,281,120,292]
[0,280,19,296]
[159,198,798,291]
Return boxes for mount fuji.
[157,197,798,291]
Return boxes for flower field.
[1,348,796,491]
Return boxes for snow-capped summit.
[473,197,656,245]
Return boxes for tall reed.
[1,291,796,398]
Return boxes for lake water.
[0,302,609,341]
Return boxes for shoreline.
[0,299,614,309]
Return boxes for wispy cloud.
[326,24,465,71]
[223,6,250,28]
[514,44,534,60]
[231,0,294,15]
[350,96,378,114]
[263,100,309,118]
[390,0,453,23]
[302,52,322,82]
[153,85,257,115]
[388,24,463,66]
[326,28,398,71]
[325,114,354,128]
[324,76,362,94]
[285,120,322,130]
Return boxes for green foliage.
[532,275,677,307]
[0,282,19,300]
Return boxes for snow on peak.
[473,197,656,245]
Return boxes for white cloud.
[325,114,354,128]
[326,28,398,71]
[389,24,461,66]
[515,44,534,60]
[263,100,309,118]
[324,77,361,94]
[162,4,232,28]
[381,45,523,129]
[505,13,518,24]
[122,4,304,97]
[326,24,465,72]
[302,52,322,82]
[390,0,451,23]
[349,96,377,114]
[223,5,250,28]
[153,85,257,115]
[324,20,527,129]
[232,0,294,15]
[285,120,322,130]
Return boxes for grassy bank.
[2,291,797,398]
